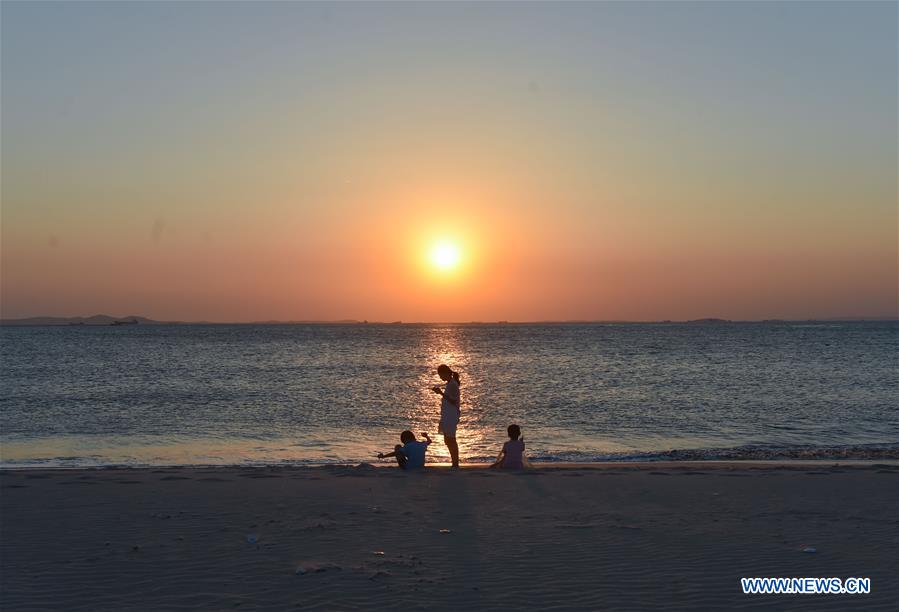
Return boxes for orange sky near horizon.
[3,180,895,322]
[1,2,896,322]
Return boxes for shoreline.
[3,458,899,472]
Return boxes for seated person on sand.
[378,430,431,469]
[490,424,527,469]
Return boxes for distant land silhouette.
[1,315,896,326]
[0,315,169,326]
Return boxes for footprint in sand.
[296,562,341,575]
[610,524,642,531]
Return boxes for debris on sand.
[296,562,342,575]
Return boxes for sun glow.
[430,241,461,271]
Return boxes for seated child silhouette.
[378,431,431,469]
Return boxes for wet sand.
[2,462,897,610]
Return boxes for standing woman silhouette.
[432,364,461,467]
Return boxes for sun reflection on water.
[402,325,495,464]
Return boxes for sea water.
[1,322,897,466]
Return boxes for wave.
[524,442,899,463]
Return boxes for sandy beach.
[2,463,897,611]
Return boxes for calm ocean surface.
[1,322,897,467]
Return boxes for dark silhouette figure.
[378,430,431,469]
[490,424,526,469]
[432,364,461,467]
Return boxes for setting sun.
[430,242,461,271]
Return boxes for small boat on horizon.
[110,319,138,326]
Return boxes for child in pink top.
[491,424,526,469]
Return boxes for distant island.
[0,315,168,326]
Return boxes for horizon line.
[2,314,898,327]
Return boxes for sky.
[2,1,896,322]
